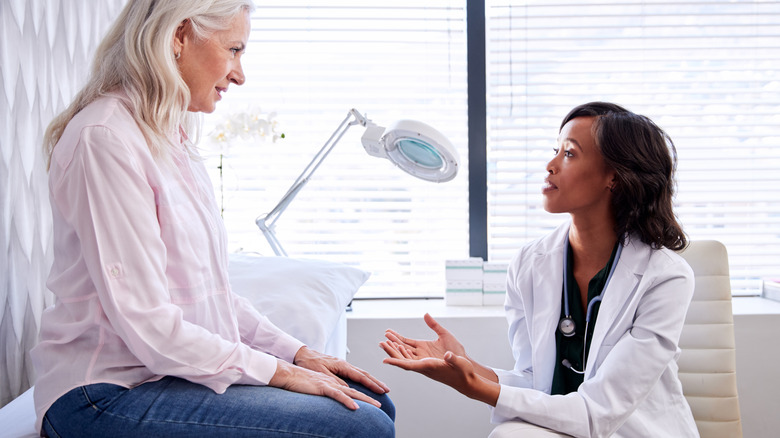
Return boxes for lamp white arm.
[255,108,457,256]
[256,108,373,256]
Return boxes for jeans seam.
[42,415,62,438]
[72,382,390,437]
[80,385,101,411]
[75,405,336,437]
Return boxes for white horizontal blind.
[202,1,469,298]
[486,0,780,295]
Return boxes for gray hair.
[44,0,255,167]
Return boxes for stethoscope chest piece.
[558,233,624,342]
[559,316,576,337]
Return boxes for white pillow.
[228,253,369,352]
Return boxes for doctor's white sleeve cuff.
[492,367,533,388]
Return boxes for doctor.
[381,102,699,437]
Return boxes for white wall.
[346,298,780,438]
[0,0,127,407]
[732,311,780,437]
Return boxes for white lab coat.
[491,222,699,438]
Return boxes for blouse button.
[110,267,120,277]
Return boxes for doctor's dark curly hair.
[560,102,687,250]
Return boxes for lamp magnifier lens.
[396,139,444,169]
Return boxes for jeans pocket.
[80,382,127,411]
[43,383,126,438]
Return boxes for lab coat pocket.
[591,342,615,370]
[589,329,625,371]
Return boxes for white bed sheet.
[0,387,37,438]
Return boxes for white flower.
[207,107,284,154]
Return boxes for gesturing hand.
[382,349,500,407]
[381,313,467,361]
[379,313,500,406]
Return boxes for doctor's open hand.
[382,346,500,407]
[381,313,500,402]
[382,313,468,361]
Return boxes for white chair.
[488,421,570,438]
[678,240,743,437]
[489,240,743,438]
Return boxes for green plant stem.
[218,153,224,218]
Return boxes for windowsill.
[731,296,780,315]
[347,296,780,320]
[347,298,505,320]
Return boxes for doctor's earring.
[608,177,618,192]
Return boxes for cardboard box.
[445,258,484,282]
[445,280,483,306]
[763,279,780,302]
[482,261,508,284]
[482,282,506,306]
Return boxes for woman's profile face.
[542,116,615,216]
[176,10,251,113]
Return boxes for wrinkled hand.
[269,359,381,410]
[293,346,390,395]
[381,313,467,362]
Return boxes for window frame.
[470,0,776,296]
[216,0,777,298]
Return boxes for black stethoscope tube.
[558,233,623,374]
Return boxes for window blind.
[202,1,469,298]
[485,0,780,295]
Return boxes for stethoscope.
[559,233,623,374]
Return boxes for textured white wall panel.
[0,0,126,407]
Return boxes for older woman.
[381,102,698,437]
[32,1,394,437]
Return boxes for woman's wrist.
[293,345,312,365]
[269,358,292,387]
[472,375,501,407]
[467,354,499,383]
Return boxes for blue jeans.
[42,376,395,437]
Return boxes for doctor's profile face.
[542,116,615,216]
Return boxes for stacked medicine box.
[482,261,509,306]
[445,258,483,305]
[445,259,509,306]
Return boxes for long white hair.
[43,0,255,168]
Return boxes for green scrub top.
[551,241,619,395]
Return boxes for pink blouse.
[31,93,304,432]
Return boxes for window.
[204,1,469,298]
[486,0,780,295]
[208,0,780,298]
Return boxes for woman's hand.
[293,346,390,395]
[382,313,467,361]
[269,358,383,410]
[380,313,499,384]
[382,349,500,407]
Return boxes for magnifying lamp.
[256,108,459,256]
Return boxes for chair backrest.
[677,240,742,438]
